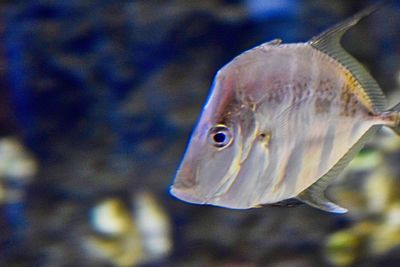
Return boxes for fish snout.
[169,186,205,205]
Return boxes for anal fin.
[296,182,348,213]
[296,125,381,213]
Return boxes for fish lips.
[170,166,241,207]
[169,158,207,205]
[169,165,213,205]
[169,186,206,205]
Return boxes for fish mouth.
[170,173,237,206]
[169,186,206,205]
[170,153,241,206]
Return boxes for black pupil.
[213,132,226,143]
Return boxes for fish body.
[170,5,399,213]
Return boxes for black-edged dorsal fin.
[309,3,387,112]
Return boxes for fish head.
[170,58,264,208]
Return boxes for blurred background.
[0,0,399,266]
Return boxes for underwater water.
[0,0,399,266]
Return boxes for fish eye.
[208,125,232,148]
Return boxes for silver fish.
[170,5,399,213]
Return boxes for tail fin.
[388,103,400,135]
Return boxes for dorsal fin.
[309,3,387,112]
[296,125,381,213]
[264,39,282,46]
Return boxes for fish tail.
[387,103,400,135]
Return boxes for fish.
[169,4,400,213]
